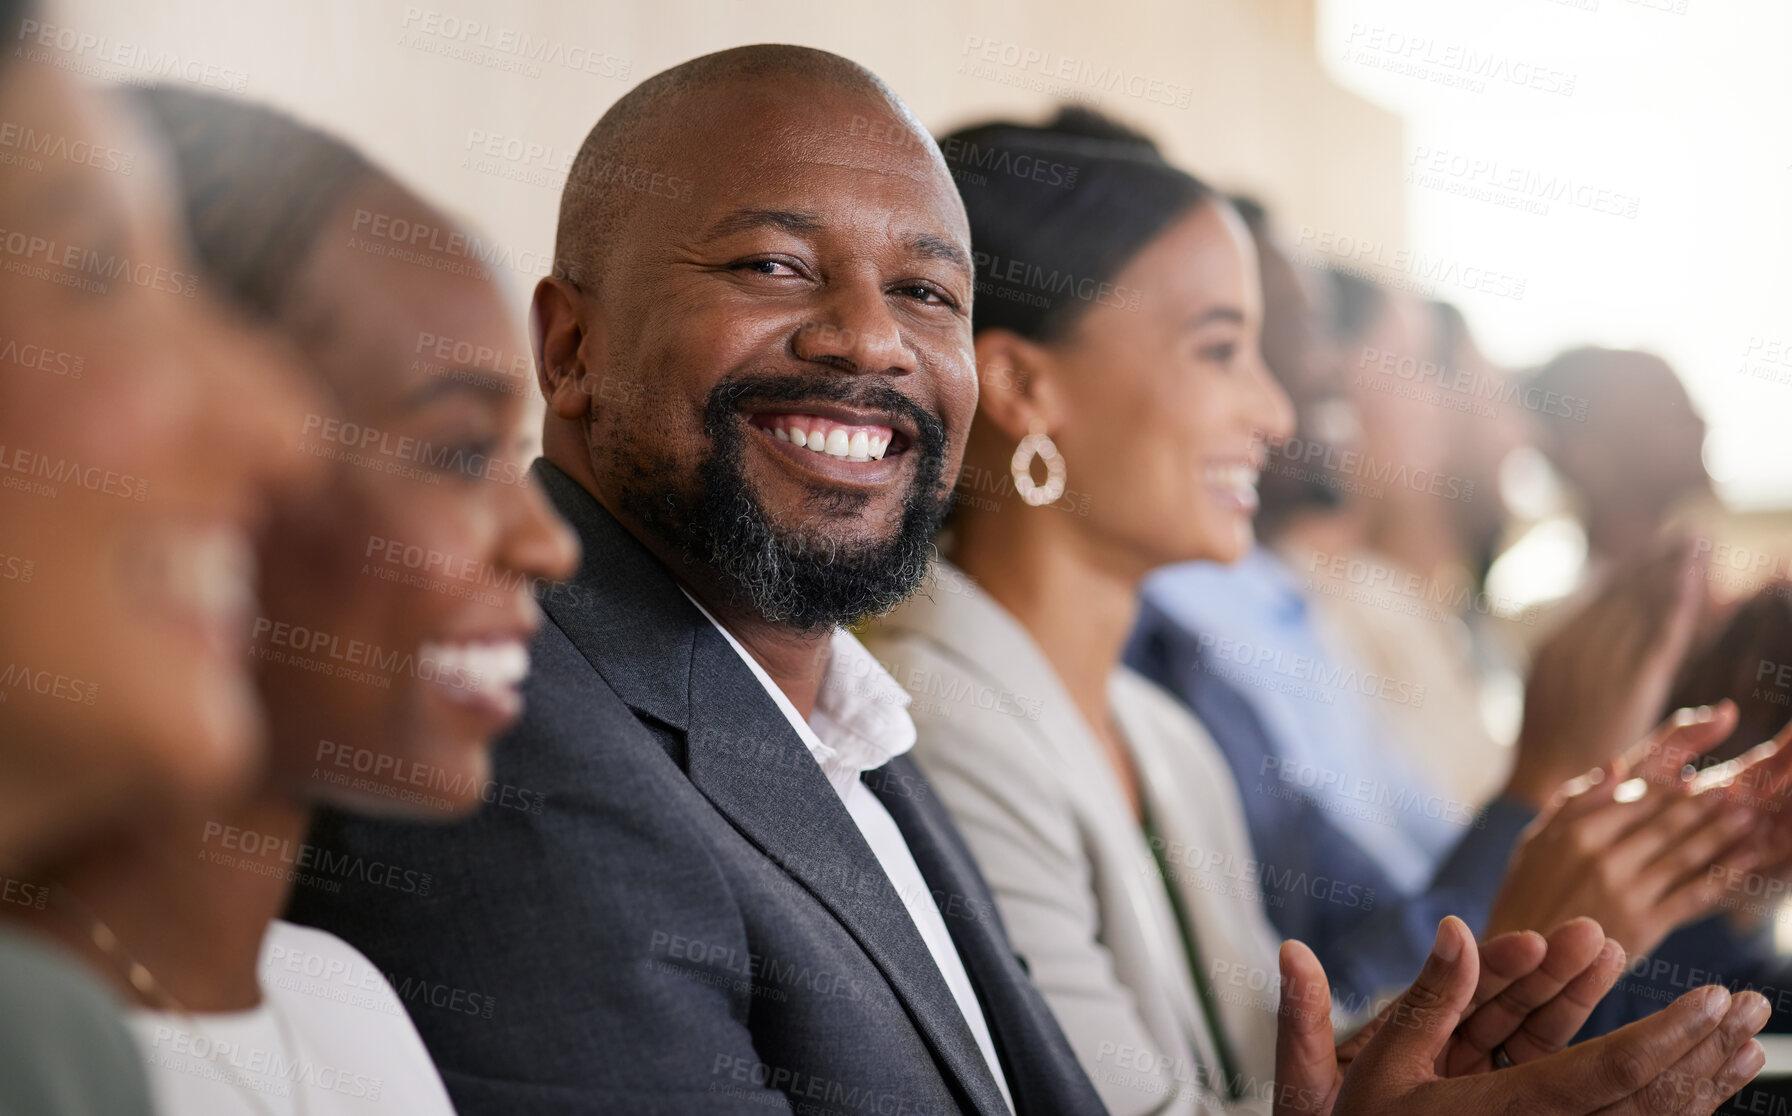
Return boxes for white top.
[125,920,456,1116]
[683,590,1015,1113]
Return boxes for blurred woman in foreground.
[9,88,577,1114]
[0,1,319,1109]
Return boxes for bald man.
[288,45,1097,1115]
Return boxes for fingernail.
[1736,1038,1766,1079]
[1695,705,1715,722]
[1433,919,1462,963]
[1701,986,1732,1019]
[1739,992,1772,1030]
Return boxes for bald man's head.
[553,44,936,293]
[532,45,976,634]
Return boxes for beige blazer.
[864,561,1284,1116]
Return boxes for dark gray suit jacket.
[286,459,1107,1116]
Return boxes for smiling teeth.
[419,639,530,699]
[757,423,889,461]
[1205,464,1260,492]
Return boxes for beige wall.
[49,0,1403,316]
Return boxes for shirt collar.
[680,589,915,800]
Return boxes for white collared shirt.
[682,591,1015,1112]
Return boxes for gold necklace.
[56,888,307,1116]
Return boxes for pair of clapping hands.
[1277,707,1792,1116]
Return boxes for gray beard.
[612,375,952,634]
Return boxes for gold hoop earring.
[1010,421,1067,507]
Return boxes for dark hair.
[1324,268,1385,348]
[1227,193,1270,233]
[1525,346,1690,444]
[133,85,376,321]
[0,0,34,77]
[1666,584,1792,763]
[940,106,1216,342]
[1431,301,1469,369]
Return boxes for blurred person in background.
[0,0,319,1110]
[1128,263,1468,896]
[1528,346,1717,592]
[1297,296,1530,810]
[1574,584,1792,1042]
[8,88,578,1114]
[1127,205,1739,1008]
[868,107,1771,1116]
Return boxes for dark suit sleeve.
[285,622,794,1116]
[1125,602,1532,1005]
[1305,797,1531,1004]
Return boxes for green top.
[0,923,154,1115]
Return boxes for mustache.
[702,373,947,459]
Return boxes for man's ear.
[532,275,595,420]
[973,328,1065,442]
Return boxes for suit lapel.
[529,460,1010,1116]
[683,630,1011,1116]
[874,756,1106,1115]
